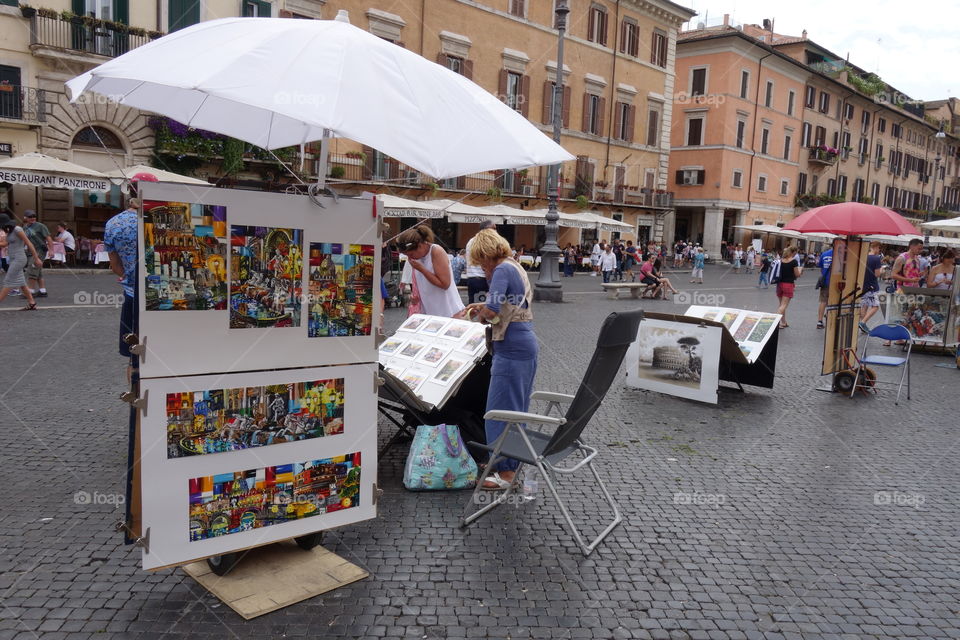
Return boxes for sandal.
[21,303,37,311]
[816,320,824,329]
[481,472,512,491]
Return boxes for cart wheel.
[294,531,324,551]
[206,552,240,576]
[858,367,877,393]
[833,370,857,394]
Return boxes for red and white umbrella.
[784,202,919,236]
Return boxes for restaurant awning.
[377,195,504,223]
[0,152,110,191]
[103,163,209,185]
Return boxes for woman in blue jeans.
[456,229,537,490]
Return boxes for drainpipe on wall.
[864,106,883,203]
[603,0,622,183]
[891,116,909,205]
[418,0,426,55]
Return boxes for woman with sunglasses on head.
[396,225,464,317]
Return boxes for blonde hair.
[469,228,512,264]
[396,225,435,252]
[782,245,798,259]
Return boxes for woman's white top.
[413,244,465,317]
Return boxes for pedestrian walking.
[758,252,771,288]
[858,241,884,333]
[562,245,576,277]
[690,247,705,284]
[732,245,743,273]
[590,240,603,277]
[774,246,802,329]
[0,212,41,310]
[104,199,140,369]
[889,238,924,291]
[464,220,496,303]
[22,211,53,297]
[599,245,617,283]
[745,247,756,274]
[451,249,466,286]
[815,247,833,329]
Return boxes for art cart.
[118,183,381,616]
[882,268,960,354]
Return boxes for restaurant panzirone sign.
[0,169,110,191]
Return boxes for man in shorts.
[859,241,884,333]
[815,247,833,329]
[104,199,140,374]
[22,211,53,297]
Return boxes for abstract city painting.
[307,243,375,337]
[230,225,303,329]
[188,453,361,541]
[143,200,228,310]
[625,319,721,404]
[165,379,345,458]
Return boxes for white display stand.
[130,183,380,571]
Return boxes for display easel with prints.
[882,265,960,354]
[121,183,380,576]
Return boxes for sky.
[680,0,960,101]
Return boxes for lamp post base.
[533,283,563,303]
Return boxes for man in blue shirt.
[104,199,139,362]
[859,241,884,333]
[816,248,833,329]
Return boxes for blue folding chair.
[853,324,912,404]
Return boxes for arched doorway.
[67,125,128,237]
[70,125,128,172]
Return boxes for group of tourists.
[0,209,67,310]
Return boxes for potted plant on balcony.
[128,26,146,37]
[329,165,346,179]
[575,194,589,210]
[148,30,163,40]
[37,7,57,18]
[20,5,37,18]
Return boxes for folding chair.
[853,323,912,404]
[460,309,643,556]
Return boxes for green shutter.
[242,0,272,16]
[0,0,20,7]
[72,0,84,14]
[113,0,129,25]
[169,0,200,32]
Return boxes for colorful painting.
[420,319,449,335]
[442,322,471,340]
[419,346,448,365]
[747,316,777,343]
[463,333,487,354]
[434,357,468,383]
[401,371,426,390]
[307,243,375,338]
[230,225,303,328]
[380,338,405,355]
[166,379,345,458]
[400,316,426,332]
[733,315,760,342]
[398,341,427,359]
[887,291,952,343]
[719,312,738,329]
[143,200,228,311]
[188,453,360,541]
[701,311,719,322]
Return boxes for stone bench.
[601,282,643,299]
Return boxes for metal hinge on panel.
[122,333,147,364]
[372,482,382,506]
[119,388,149,416]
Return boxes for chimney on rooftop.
[762,18,771,31]
[802,29,808,39]
[723,13,730,26]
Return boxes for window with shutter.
[736,120,746,148]
[169,0,201,31]
[798,172,807,194]
[787,90,795,116]
[504,71,522,112]
[819,91,830,114]
[814,126,826,147]
[764,81,773,108]
[651,30,667,67]
[780,179,789,196]
[783,135,792,160]
[740,71,750,99]
[761,128,770,155]
[801,122,812,147]
[241,0,271,17]
[588,5,607,45]
[691,68,707,96]
[757,175,767,192]
[646,107,660,146]
[732,170,743,188]
[509,0,525,18]
[620,19,639,57]
[805,86,816,108]
[686,117,703,146]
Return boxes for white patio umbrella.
[102,163,208,185]
[921,216,960,232]
[0,152,110,190]
[65,16,573,180]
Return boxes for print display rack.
[126,182,380,571]
[644,307,782,391]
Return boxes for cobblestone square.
[0,267,957,640]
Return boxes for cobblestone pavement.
[1,266,958,640]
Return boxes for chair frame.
[460,309,642,556]
[852,323,912,404]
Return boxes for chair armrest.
[530,391,575,404]
[483,410,566,427]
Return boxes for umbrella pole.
[316,129,332,190]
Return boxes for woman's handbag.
[403,424,478,490]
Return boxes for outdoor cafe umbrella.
[0,152,110,216]
[783,202,918,236]
[65,16,573,180]
[920,216,960,233]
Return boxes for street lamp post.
[534,0,569,303]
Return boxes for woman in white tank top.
[396,225,464,317]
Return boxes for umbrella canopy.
[733,224,837,243]
[864,233,960,248]
[103,163,208,185]
[0,152,110,190]
[377,195,503,223]
[920,216,960,232]
[784,202,918,236]
[66,17,573,180]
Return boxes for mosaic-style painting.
[307,243,375,337]
[230,225,303,328]
[188,453,361,541]
[166,379,345,458]
[143,201,228,310]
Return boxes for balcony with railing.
[808,146,839,166]
[0,85,45,124]
[28,13,159,61]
